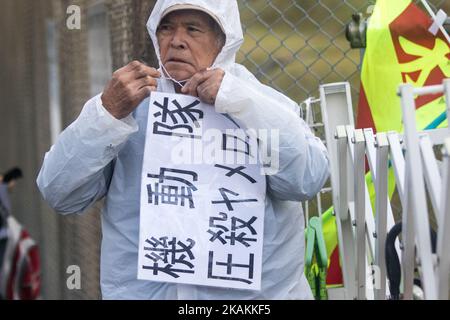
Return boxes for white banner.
[138,92,266,290]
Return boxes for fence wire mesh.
[235,0,448,219]
[237,0,448,107]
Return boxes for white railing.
[318,79,450,300]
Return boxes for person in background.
[0,167,23,233]
[0,167,40,300]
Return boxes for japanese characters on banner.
[138,92,266,290]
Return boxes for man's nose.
[170,28,187,49]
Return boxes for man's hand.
[101,61,160,120]
[181,68,225,105]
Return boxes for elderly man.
[37,0,329,300]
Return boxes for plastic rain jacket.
[37,0,329,300]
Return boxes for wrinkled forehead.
[158,8,225,35]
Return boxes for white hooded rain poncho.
[37,0,329,299]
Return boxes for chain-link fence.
[236,0,448,219]
[238,0,448,107]
[241,1,450,300]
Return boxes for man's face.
[157,10,223,81]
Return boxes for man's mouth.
[166,58,190,65]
